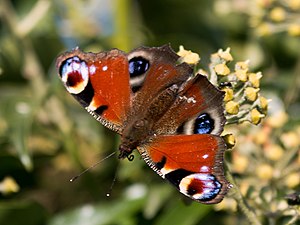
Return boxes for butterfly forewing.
[127,45,193,118]
[56,48,132,133]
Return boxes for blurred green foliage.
[0,0,299,225]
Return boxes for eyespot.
[180,173,222,202]
[59,56,89,94]
[193,113,214,134]
[128,57,150,77]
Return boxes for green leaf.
[155,201,212,225]
[9,100,34,171]
[0,201,47,225]
[49,198,146,225]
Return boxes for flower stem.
[226,170,262,225]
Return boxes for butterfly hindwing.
[56,48,132,133]
[153,74,226,136]
[138,134,229,204]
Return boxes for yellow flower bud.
[233,154,249,173]
[214,198,237,212]
[264,144,284,161]
[218,48,233,62]
[256,164,273,181]
[214,63,230,76]
[225,101,239,115]
[223,133,236,148]
[288,24,300,36]
[256,0,274,8]
[239,181,250,196]
[197,69,208,77]
[253,129,269,145]
[259,96,269,111]
[284,173,300,188]
[222,88,234,102]
[0,177,20,195]
[280,132,300,149]
[248,72,262,88]
[256,23,272,36]
[269,7,286,22]
[245,87,259,102]
[235,60,249,71]
[266,111,288,128]
[177,46,187,56]
[287,0,300,10]
[235,69,248,82]
[210,52,220,63]
[250,108,264,125]
[177,46,200,65]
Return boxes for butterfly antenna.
[106,160,121,197]
[70,151,116,182]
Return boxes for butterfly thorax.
[118,118,150,159]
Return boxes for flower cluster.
[251,0,300,36]
[214,0,300,37]
[226,109,300,222]
[209,48,268,126]
[178,46,299,224]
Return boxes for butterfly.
[56,45,230,204]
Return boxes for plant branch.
[226,170,262,225]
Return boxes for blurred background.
[0,0,299,225]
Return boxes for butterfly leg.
[118,144,135,161]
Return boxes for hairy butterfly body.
[56,45,230,204]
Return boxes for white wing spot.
[202,154,209,159]
[102,65,108,71]
[80,62,89,78]
[200,166,209,172]
[72,62,80,70]
[89,65,96,75]
[179,96,196,103]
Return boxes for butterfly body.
[120,81,181,159]
[56,45,230,204]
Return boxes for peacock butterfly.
[56,45,230,204]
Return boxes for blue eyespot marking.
[187,174,222,201]
[193,113,214,134]
[129,57,150,77]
